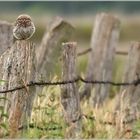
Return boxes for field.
[1,13,140,139]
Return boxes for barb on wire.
[0,76,140,94]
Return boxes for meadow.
[1,13,140,139]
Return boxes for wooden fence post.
[0,40,36,137]
[36,17,74,80]
[81,13,120,107]
[61,42,81,138]
[115,42,140,121]
[0,21,13,137]
[0,21,13,55]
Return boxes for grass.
[1,79,140,139]
[19,85,139,139]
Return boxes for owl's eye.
[18,19,21,22]
[26,19,30,22]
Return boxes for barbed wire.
[0,76,140,94]
[18,123,62,131]
[77,48,128,56]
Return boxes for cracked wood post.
[36,17,74,80]
[81,13,120,107]
[0,21,13,130]
[0,21,13,55]
[115,42,140,122]
[0,40,35,137]
[61,42,81,138]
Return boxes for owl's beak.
[23,20,26,27]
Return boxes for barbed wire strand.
[77,48,128,56]
[0,76,140,94]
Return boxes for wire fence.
[0,75,140,94]
[77,48,128,56]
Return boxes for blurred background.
[1,1,140,83]
[1,1,140,45]
[1,1,140,78]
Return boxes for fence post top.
[62,42,77,46]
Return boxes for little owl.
[13,14,35,40]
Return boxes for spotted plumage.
[13,14,35,40]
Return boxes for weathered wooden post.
[81,13,120,107]
[36,17,74,80]
[61,42,81,138]
[0,40,36,137]
[0,21,13,130]
[115,42,140,121]
[0,21,13,55]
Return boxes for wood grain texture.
[0,21,13,55]
[0,40,35,137]
[36,17,74,80]
[115,42,140,117]
[61,42,81,138]
[81,13,120,107]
